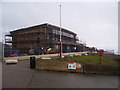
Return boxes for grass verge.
[51,54,119,66]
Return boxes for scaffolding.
[5,23,87,55]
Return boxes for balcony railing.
[5,39,12,43]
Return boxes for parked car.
[44,48,56,54]
[5,59,18,64]
[10,54,18,57]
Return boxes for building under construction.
[5,23,94,55]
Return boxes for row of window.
[53,29,74,38]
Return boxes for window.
[47,34,49,39]
[37,38,39,43]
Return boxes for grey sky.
[1,1,118,53]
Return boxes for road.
[2,60,119,88]
[0,62,2,89]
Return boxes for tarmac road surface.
[0,62,2,89]
[2,60,119,88]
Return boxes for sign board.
[68,62,76,69]
[99,50,103,56]
[68,62,82,70]
[56,45,59,49]
[76,63,82,69]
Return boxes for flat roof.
[10,23,77,35]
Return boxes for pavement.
[2,60,35,88]
[3,51,95,61]
[0,62,2,89]
[2,60,119,88]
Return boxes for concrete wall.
[36,59,67,71]
[84,64,119,75]
[36,58,119,75]
[36,58,83,73]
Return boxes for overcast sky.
[1,0,119,53]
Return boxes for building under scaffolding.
[5,23,94,55]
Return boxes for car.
[44,48,57,54]
[10,54,18,57]
[5,59,18,64]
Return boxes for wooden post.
[83,63,84,74]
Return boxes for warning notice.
[76,63,82,69]
[68,62,76,69]
[68,62,82,70]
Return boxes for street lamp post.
[60,5,62,58]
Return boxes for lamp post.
[60,5,62,58]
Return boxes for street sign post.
[99,50,103,64]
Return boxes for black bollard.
[30,57,36,69]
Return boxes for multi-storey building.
[5,23,85,54]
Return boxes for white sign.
[68,63,76,69]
